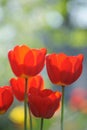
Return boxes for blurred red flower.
[8,45,47,77]
[28,88,61,119]
[10,75,44,101]
[0,86,14,114]
[46,53,84,86]
[69,87,87,114]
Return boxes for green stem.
[24,78,28,130]
[40,118,44,130]
[61,86,65,130]
[28,104,32,130]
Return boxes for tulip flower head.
[10,75,44,101]
[8,45,47,78]
[46,53,84,86]
[0,86,14,114]
[28,88,61,119]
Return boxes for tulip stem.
[61,86,65,130]
[24,78,28,130]
[40,118,44,130]
[28,104,32,130]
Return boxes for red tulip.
[28,88,61,119]
[8,45,47,77]
[10,75,44,101]
[0,86,14,114]
[46,53,84,86]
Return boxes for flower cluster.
[0,44,84,130]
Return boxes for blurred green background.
[0,0,87,130]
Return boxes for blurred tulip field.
[0,0,87,130]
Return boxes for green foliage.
[0,0,87,50]
[70,30,87,47]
